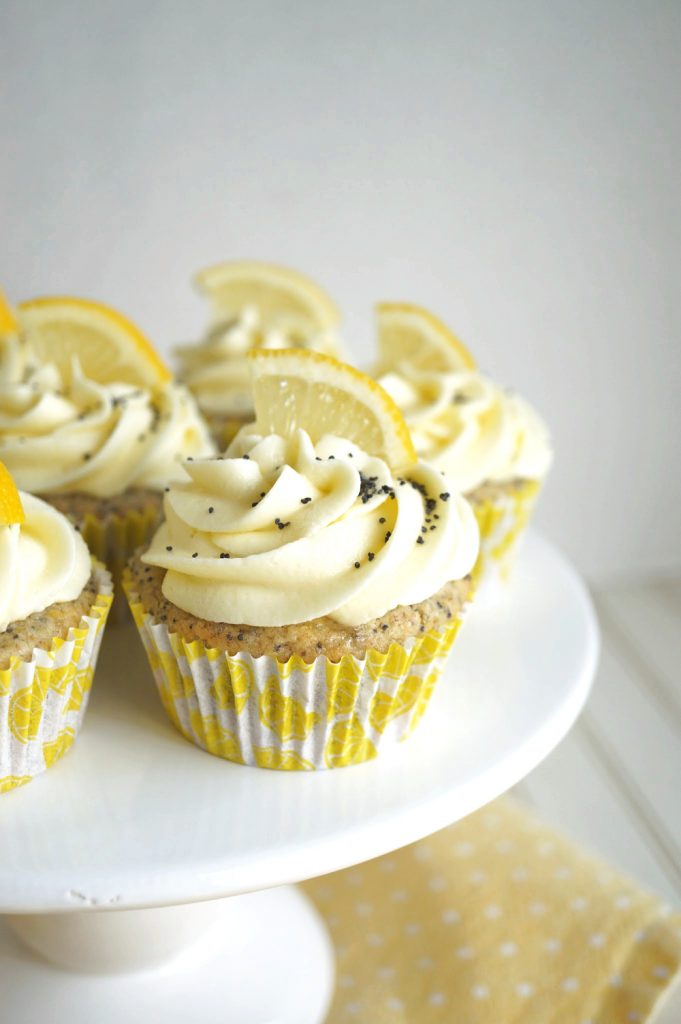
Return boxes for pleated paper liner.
[0,561,113,794]
[469,478,541,594]
[72,501,161,622]
[123,571,468,770]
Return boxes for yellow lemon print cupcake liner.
[124,571,467,771]
[76,503,161,622]
[0,562,113,794]
[471,479,541,591]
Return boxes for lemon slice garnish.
[0,462,25,527]
[0,289,19,336]
[248,349,416,471]
[376,302,476,373]
[194,260,340,333]
[17,296,171,387]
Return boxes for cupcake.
[175,261,343,447]
[372,303,552,589]
[0,463,113,793]
[0,295,215,595]
[124,349,479,770]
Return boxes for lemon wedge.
[0,289,19,336]
[376,302,476,373]
[17,296,171,387]
[248,349,416,471]
[0,462,25,527]
[194,260,340,333]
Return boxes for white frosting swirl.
[0,331,32,382]
[0,343,216,498]
[143,429,479,627]
[378,368,553,494]
[0,491,91,632]
[176,306,340,418]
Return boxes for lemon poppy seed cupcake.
[175,261,343,447]
[373,304,552,590]
[0,463,112,793]
[0,295,215,597]
[125,350,479,770]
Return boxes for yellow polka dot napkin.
[304,798,681,1023]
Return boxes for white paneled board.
[516,576,681,1018]
[517,576,681,907]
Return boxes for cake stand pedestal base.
[1,886,335,1024]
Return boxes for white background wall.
[2,0,679,581]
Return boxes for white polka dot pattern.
[303,797,681,1023]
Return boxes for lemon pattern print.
[37,662,75,697]
[473,479,540,585]
[369,674,423,733]
[188,711,245,763]
[365,644,412,683]
[9,683,47,744]
[211,659,253,714]
[326,658,362,720]
[0,579,112,793]
[278,654,316,679]
[405,670,441,738]
[258,676,319,742]
[325,717,377,768]
[43,727,76,769]
[252,747,315,771]
[66,666,94,714]
[0,774,32,794]
[126,580,465,772]
[0,669,13,697]
[411,629,447,667]
[156,680,183,731]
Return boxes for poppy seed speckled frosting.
[142,427,479,627]
[0,337,215,497]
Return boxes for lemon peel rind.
[0,461,25,527]
[193,260,341,330]
[376,301,476,372]
[17,296,171,386]
[0,289,19,336]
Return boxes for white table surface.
[514,573,681,1020]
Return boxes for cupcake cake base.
[44,488,163,621]
[0,562,113,792]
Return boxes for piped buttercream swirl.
[142,428,479,627]
[0,491,91,632]
[0,339,215,497]
[175,307,340,418]
[377,367,553,494]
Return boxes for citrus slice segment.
[248,349,416,471]
[0,289,19,336]
[17,296,171,387]
[0,462,25,526]
[376,302,476,373]
[194,261,340,333]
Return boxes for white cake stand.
[0,532,598,1023]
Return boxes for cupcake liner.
[123,571,468,770]
[0,562,113,794]
[75,502,161,622]
[470,478,541,592]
